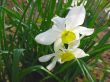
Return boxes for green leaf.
[1,7,21,19]
[18,65,63,82]
[89,44,110,56]
[12,49,25,82]
[36,0,44,17]
[95,31,110,49]
[77,59,96,82]
[81,24,110,50]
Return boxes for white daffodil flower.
[35,5,94,45]
[39,41,88,71]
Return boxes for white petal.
[54,39,64,52]
[39,53,55,62]
[66,5,86,28]
[52,25,63,32]
[46,58,57,71]
[74,26,94,36]
[73,30,80,40]
[57,59,64,64]
[73,48,89,58]
[51,16,65,31]
[35,29,60,45]
[68,39,80,49]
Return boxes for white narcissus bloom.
[35,5,94,45]
[38,40,88,71]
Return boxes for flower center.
[59,51,75,62]
[61,30,76,44]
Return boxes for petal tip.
[35,35,42,43]
[38,56,46,62]
[46,60,57,71]
[46,65,53,71]
[35,35,52,45]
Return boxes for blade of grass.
[89,44,110,56]
[12,49,25,82]
[94,31,110,49]
[76,59,86,78]
[1,7,21,19]
[12,0,33,43]
[18,65,63,82]
[81,60,96,82]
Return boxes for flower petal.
[39,53,55,62]
[54,39,64,52]
[74,26,94,36]
[46,58,57,71]
[68,39,80,49]
[73,48,89,58]
[73,30,80,40]
[51,16,65,31]
[52,25,63,32]
[35,29,60,45]
[66,5,86,28]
